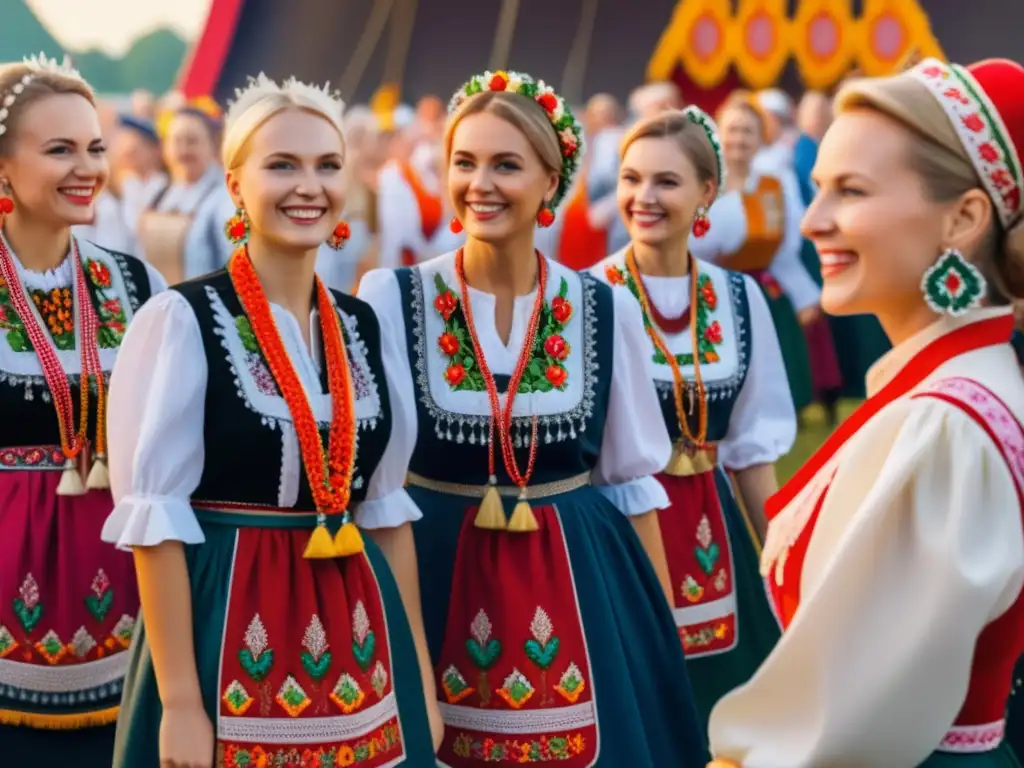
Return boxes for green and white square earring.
[921,248,986,316]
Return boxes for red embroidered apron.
[436,504,598,766]
[211,506,406,767]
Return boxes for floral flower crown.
[681,105,727,198]
[448,70,584,210]
[0,53,86,138]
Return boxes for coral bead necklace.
[0,235,107,495]
[228,246,362,558]
[454,247,546,532]
[625,247,709,467]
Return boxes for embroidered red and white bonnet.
[908,58,1024,230]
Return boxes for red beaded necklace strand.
[0,235,106,494]
[454,247,547,532]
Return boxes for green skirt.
[112,509,435,767]
[761,283,813,412]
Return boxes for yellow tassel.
[303,515,338,559]
[56,459,85,496]
[473,482,507,530]
[333,521,365,557]
[665,443,715,477]
[86,456,110,490]
[507,497,539,532]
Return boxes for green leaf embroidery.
[84,589,114,622]
[301,649,332,682]
[466,637,502,670]
[352,631,376,671]
[13,598,42,633]
[238,648,274,682]
[695,542,720,576]
[524,637,560,669]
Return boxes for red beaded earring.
[224,208,249,245]
[536,206,555,228]
[0,187,14,228]
[450,216,463,234]
[327,220,350,250]
[692,205,711,238]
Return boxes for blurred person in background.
[136,107,234,283]
[558,93,621,269]
[589,81,684,255]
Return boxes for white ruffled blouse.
[356,251,673,516]
[101,288,422,550]
[708,308,1024,766]
[591,252,795,469]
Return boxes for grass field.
[774,399,861,484]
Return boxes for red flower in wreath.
[489,71,509,91]
[438,332,460,356]
[445,363,466,387]
[536,92,558,114]
[700,280,718,310]
[88,260,112,288]
[704,320,723,345]
[544,334,569,360]
[434,290,458,320]
[551,295,572,324]
[545,364,568,388]
[604,265,625,286]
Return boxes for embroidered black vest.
[172,271,391,509]
[0,242,154,453]
[394,264,614,487]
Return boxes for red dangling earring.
[224,208,249,245]
[327,220,350,250]
[692,206,711,238]
[0,190,14,228]
[450,216,463,234]
[536,206,555,228]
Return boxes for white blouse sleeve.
[709,396,1024,767]
[592,286,672,515]
[101,290,208,550]
[352,299,423,529]
[717,276,797,470]
[767,172,820,312]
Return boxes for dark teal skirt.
[409,482,708,766]
[682,470,780,727]
[112,510,434,766]
[2,722,115,767]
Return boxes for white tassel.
[56,458,85,496]
[85,456,109,490]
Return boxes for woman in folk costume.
[102,75,440,767]
[690,92,826,414]
[592,108,793,729]
[359,69,707,766]
[0,55,166,765]
[707,57,1024,767]
[135,107,235,284]
[377,136,453,269]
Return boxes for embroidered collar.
[866,307,1012,396]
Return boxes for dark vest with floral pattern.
[393,259,614,487]
[601,258,752,446]
[0,240,153,456]
[172,271,390,509]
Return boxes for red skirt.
[0,446,137,730]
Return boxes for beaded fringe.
[0,705,119,730]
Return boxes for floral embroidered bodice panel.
[603,257,750,403]
[0,243,141,395]
[407,257,599,442]
[206,285,383,431]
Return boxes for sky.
[25,0,210,56]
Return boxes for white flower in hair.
[225,72,346,130]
